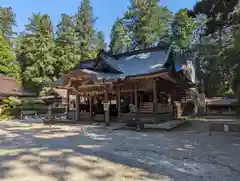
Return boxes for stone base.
[144,120,185,131]
[198,105,206,116]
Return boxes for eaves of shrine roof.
[77,46,172,79]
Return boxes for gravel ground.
[1,118,240,181]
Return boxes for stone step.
[144,120,185,131]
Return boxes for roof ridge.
[74,46,169,73]
[110,46,168,59]
[99,53,123,73]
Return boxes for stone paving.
[0,118,240,181]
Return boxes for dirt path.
[1,119,240,181]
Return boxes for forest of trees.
[0,0,239,102]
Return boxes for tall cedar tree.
[223,5,240,104]
[55,14,80,76]
[171,8,197,51]
[194,34,228,96]
[0,7,16,39]
[109,18,132,54]
[123,0,172,49]
[17,13,56,92]
[75,0,105,60]
[0,31,20,81]
[94,31,107,50]
[0,7,20,81]
[189,1,240,97]
[188,0,238,36]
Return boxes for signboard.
[102,101,110,111]
[224,125,229,132]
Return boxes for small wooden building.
[55,47,195,125]
[41,88,71,108]
[0,75,35,101]
[0,75,35,114]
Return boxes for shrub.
[0,96,22,119]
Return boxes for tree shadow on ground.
[1,119,240,181]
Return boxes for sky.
[1,0,198,44]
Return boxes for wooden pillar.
[89,93,92,120]
[104,84,110,126]
[72,100,75,121]
[134,81,138,112]
[117,84,121,121]
[134,81,143,131]
[93,94,97,117]
[139,94,143,103]
[198,93,206,116]
[130,92,133,104]
[48,104,52,118]
[153,79,157,121]
[171,91,175,119]
[66,89,70,119]
[75,93,80,121]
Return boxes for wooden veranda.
[57,71,194,125]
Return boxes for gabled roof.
[76,46,170,80]
[76,58,98,70]
[54,46,195,88]
[99,52,123,73]
[75,46,169,70]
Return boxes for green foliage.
[123,0,172,49]
[0,7,20,81]
[0,7,16,39]
[223,89,235,98]
[39,87,52,96]
[54,0,106,76]
[75,0,95,42]
[171,8,197,50]
[3,96,22,108]
[0,96,21,119]
[20,98,45,109]
[94,31,107,50]
[11,0,107,93]
[232,65,240,100]
[17,13,56,93]
[194,34,231,96]
[109,18,132,54]
[189,0,238,36]
[56,14,78,45]
[0,32,20,81]
[189,1,240,100]
[75,0,103,60]
[25,13,54,37]
[54,14,80,76]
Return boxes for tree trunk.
[232,73,240,116]
[237,88,240,116]
[237,101,240,116]
[173,101,183,118]
[234,84,240,116]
